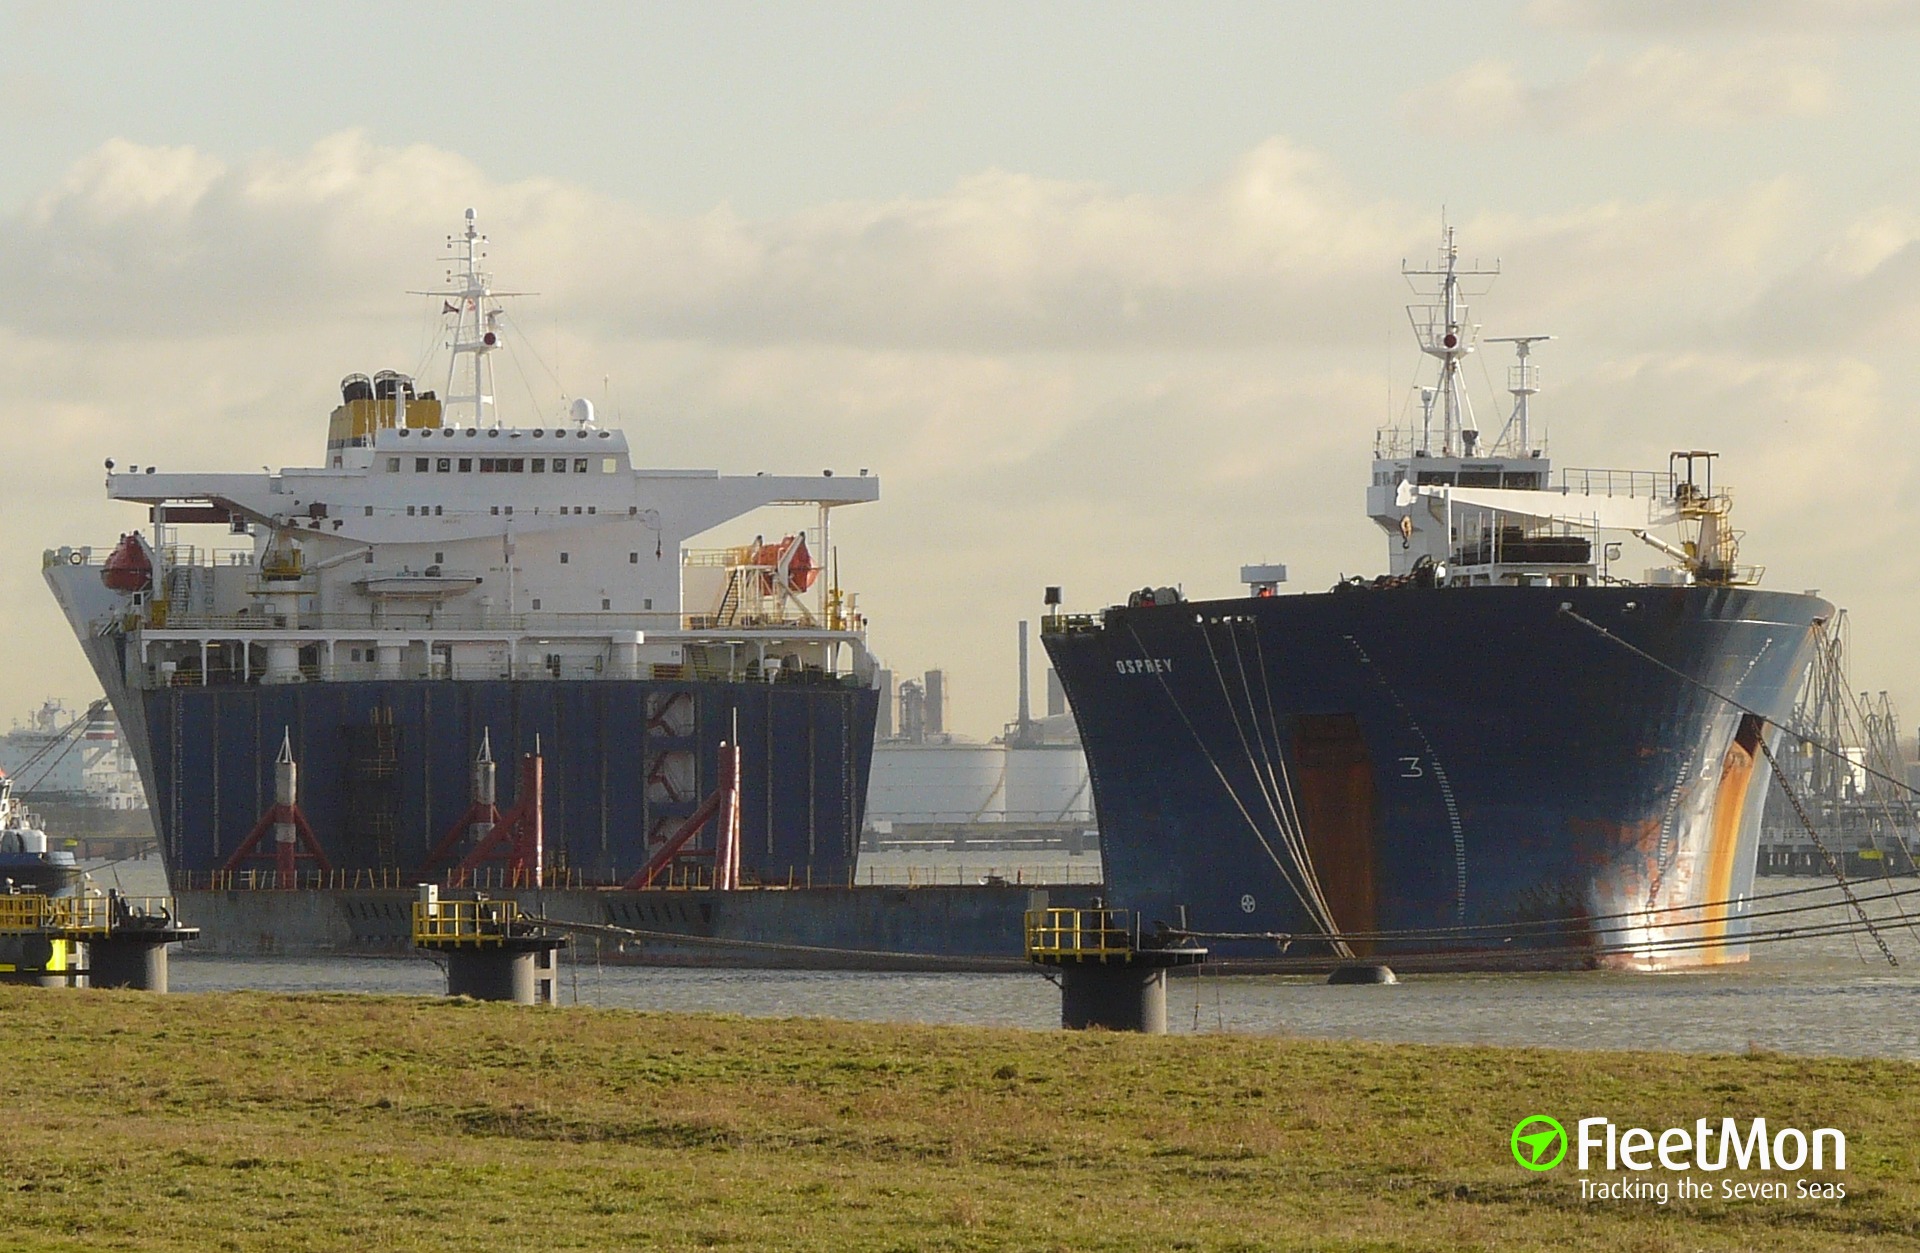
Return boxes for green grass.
[0,984,1914,1250]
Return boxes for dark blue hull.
[1044,585,1829,969]
[142,678,877,886]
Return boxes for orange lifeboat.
[752,534,818,595]
[101,533,152,593]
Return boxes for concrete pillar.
[443,938,564,1004]
[88,936,175,991]
[1059,963,1169,1033]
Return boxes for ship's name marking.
[1115,658,1174,675]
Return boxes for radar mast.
[1402,224,1499,457]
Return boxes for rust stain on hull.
[1293,714,1379,952]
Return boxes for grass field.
[0,984,1914,1251]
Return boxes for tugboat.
[0,772,80,897]
[1043,228,1831,971]
[0,771,83,985]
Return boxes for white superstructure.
[1366,226,1755,590]
[46,212,880,693]
[0,700,146,808]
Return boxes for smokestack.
[924,670,946,736]
[1017,621,1031,730]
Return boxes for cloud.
[1721,210,1920,352]
[0,130,1429,352]
[0,129,1908,738]
[1527,0,1920,31]
[1405,41,1833,136]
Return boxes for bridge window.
[436,458,450,472]
[458,458,472,472]
[387,458,400,473]
[531,459,545,473]
[560,552,570,564]
[553,459,568,475]
[414,458,429,473]
[575,458,588,473]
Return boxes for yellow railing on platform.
[1024,907,1137,961]
[0,895,179,937]
[411,898,528,946]
[0,895,44,933]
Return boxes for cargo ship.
[1042,229,1831,970]
[0,699,154,857]
[45,211,881,890]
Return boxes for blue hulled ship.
[1043,230,1829,970]
[46,213,880,890]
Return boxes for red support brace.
[625,742,740,890]
[454,753,545,887]
[218,804,333,887]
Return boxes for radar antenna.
[1484,335,1553,457]
[1403,224,1499,457]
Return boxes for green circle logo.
[1511,1115,1567,1171]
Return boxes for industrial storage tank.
[866,742,1007,825]
[1004,744,1092,825]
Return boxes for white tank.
[867,743,1007,824]
[1004,745,1092,823]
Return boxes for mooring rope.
[1121,622,1338,939]
[1198,619,1347,948]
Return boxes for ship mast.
[1485,334,1553,456]
[417,208,526,429]
[1403,225,1499,457]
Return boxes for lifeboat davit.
[100,533,152,593]
[752,534,818,595]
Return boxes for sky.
[4,0,1920,742]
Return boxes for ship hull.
[1044,585,1829,970]
[128,672,876,886]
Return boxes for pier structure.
[412,886,564,1004]
[1025,905,1205,1033]
[0,891,198,990]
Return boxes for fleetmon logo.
[1511,1115,1568,1171]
